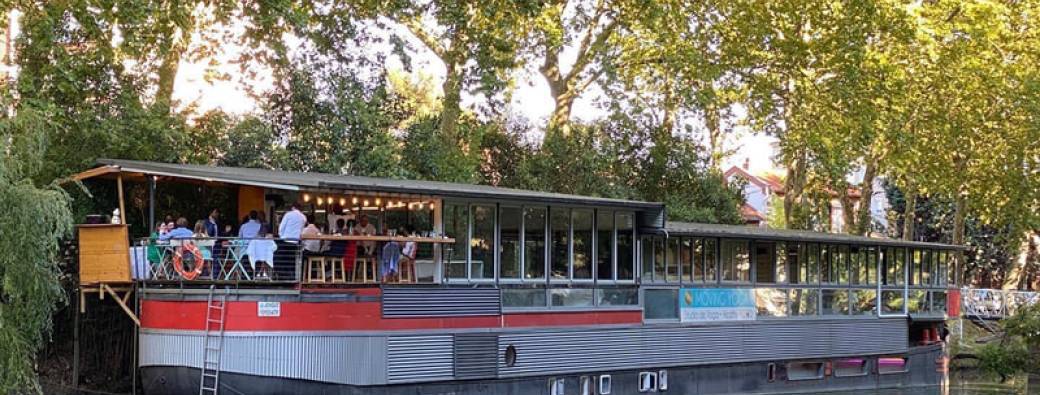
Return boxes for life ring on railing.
[173,243,205,280]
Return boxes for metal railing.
[961,287,1040,320]
[128,236,445,286]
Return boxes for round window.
[505,345,517,367]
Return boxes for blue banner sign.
[680,288,756,322]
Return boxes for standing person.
[276,202,307,279]
[204,209,221,238]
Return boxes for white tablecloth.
[129,246,149,280]
[246,240,278,269]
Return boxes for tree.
[978,302,1040,380]
[0,105,74,393]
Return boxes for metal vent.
[382,287,501,318]
[454,333,499,380]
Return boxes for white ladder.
[199,285,228,395]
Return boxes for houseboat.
[71,159,960,395]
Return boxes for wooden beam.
[65,165,121,183]
[117,174,127,223]
[102,284,141,327]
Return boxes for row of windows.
[443,204,636,282]
[643,288,949,320]
[640,237,957,288]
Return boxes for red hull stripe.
[141,300,642,331]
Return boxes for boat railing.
[126,234,456,286]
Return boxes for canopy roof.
[663,221,964,250]
[84,159,665,211]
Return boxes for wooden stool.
[327,257,346,283]
[399,259,416,283]
[351,257,377,283]
[305,256,326,283]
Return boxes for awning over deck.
[77,159,665,212]
[660,221,966,250]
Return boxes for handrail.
[961,287,1039,320]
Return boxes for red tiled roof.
[741,204,766,223]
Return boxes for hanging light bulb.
[352,197,359,205]
[303,193,311,203]
[375,198,382,206]
[429,202,435,210]
[339,197,346,206]
[363,199,370,206]
[316,197,324,206]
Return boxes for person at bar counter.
[239,210,262,238]
[301,215,323,254]
[276,202,307,278]
[160,218,193,240]
[357,214,377,256]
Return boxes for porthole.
[505,345,517,367]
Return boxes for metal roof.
[95,159,665,210]
[662,221,964,250]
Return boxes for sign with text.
[257,301,281,317]
[680,288,756,322]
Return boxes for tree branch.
[403,15,446,59]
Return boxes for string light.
[316,197,324,206]
[339,197,346,206]
[375,198,382,206]
[352,197,359,205]
[363,199,370,206]
[303,193,311,203]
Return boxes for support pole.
[148,176,156,232]
[72,287,81,389]
[117,174,127,224]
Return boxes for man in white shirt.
[273,202,307,279]
[239,210,262,238]
[278,202,307,240]
[357,214,378,256]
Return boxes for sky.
[170,20,782,176]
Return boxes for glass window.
[890,248,906,285]
[907,289,927,313]
[444,203,468,279]
[523,207,547,280]
[921,250,933,286]
[865,247,877,285]
[499,207,521,279]
[805,243,820,284]
[788,243,805,284]
[754,241,776,283]
[503,288,547,308]
[756,288,788,317]
[471,204,495,280]
[911,249,923,285]
[644,289,679,320]
[572,209,593,280]
[550,208,570,280]
[666,238,680,282]
[616,213,635,281]
[834,359,868,377]
[775,242,788,283]
[721,239,750,282]
[878,357,908,374]
[789,289,819,316]
[836,245,850,284]
[680,238,693,283]
[850,247,865,285]
[822,289,850,315]
[640,236,654,281]
[853,289,877,316]
[820,245,832,284]
[551,288,594,307]
[653,237,666,281]
[704,238,718,282]
[881,290,905,315]
[596,210,614,281]
[937,251,948,287]
[692,238,705,282]
[931,291,948,314]
[596,287,639,306]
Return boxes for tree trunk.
[850,159,878,235]
[548,88,576,134]
[439,59,463,145]
[783,153,807,229]
[705,101,723,170]
[155,45,182,113]
[902,188,917,241]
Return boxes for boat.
[70,159,960,395]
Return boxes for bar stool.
[305,256,326,283]
[327,257,346,283]
[399,259,416,283]
[351,257,377,283]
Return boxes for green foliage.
[978,303,1040,378]
[0,106,74,393]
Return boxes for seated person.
[301,215,323,255]
[239,210,262,238]
[160,218,193,240]
[397,225,419,283]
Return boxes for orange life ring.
[173,243,206,280]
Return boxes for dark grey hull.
[141,345,943,395]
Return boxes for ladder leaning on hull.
[200,285,229,395]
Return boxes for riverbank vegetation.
[1,0,1039,392]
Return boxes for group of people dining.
[148,202,422,283]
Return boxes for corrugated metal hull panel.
[497,319,908,377]
[386,335,454,383]
[454,333,499,380]
[382,287,501,317]
[139,331,387,385]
